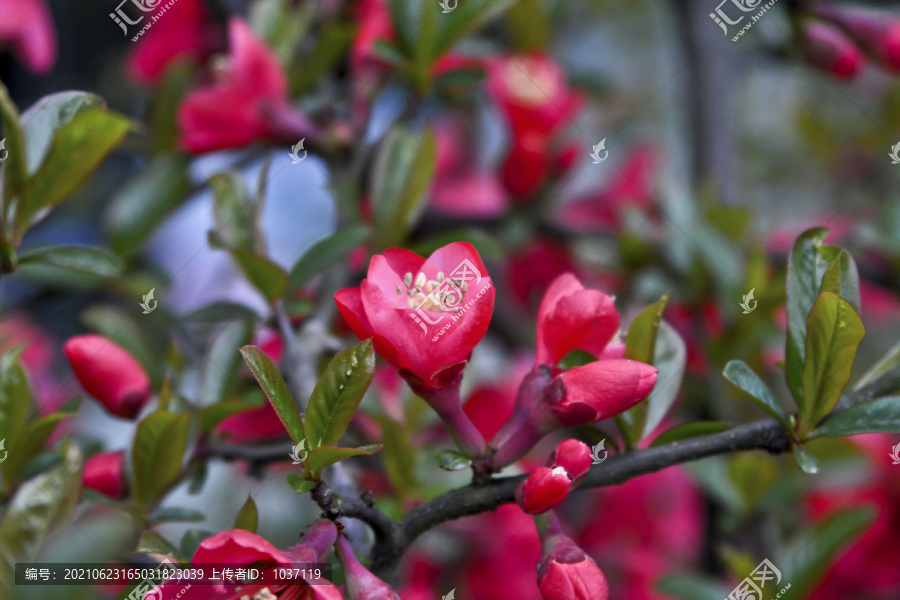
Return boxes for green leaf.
[184,302,263,323]
[304,340,375,449]
[372,126,436,245]
[0,444,82,590]
[854,338,900,391]
[149,60,194,152]
[179,529,213,561]
[818,249,860,312]
[240,346,304,444]
[625,294,669,364]
[811,396,900,438]
[793,444,820,474]
[106,154,189,255]
[0,347,33,457]
[637,321,687,440]
[386,0,426,57]
[19,92,103,174]
[303,444,381,480]
[656,574,730,600]
[2,412,69,488]
[227,249,288,302]
[782,507,875,597]
[649,422,731,447]
[132,412,191,505]
[15,107,133,238]
[435,449,472,471]
[557,349,597,370]
[200,321,253,407]
[799,292,865,438]
[287,474,316,494]
[210,172,255,252]
[380,418,416,495]
[285,225,371,296]
[433,0,516,58]
[291,22,356,95]
[723,360,792,429]
[233,496,258,533]
[136,531,179,556]
[149,507,205,524]
[17,245,123,279]
[785,228,830,408]
[0,83,28,207]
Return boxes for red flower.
[516,466,573,514]
[506,237,578,311]
[821,6,900,72]
[178,19,316,153]
[535,273,620,368]
[547,439,592,482]
[488,54,583,138]
[215,403,287,443]
[153,525,342,600]
[800,22,865,79]
[83,452,127,499]
[0,0,56,74]
[500,131,553,198]
[547,360,657,427]
[126,0,213,85]
[334,242,494,389]
[64,335,151,419]
[538,535,609,600]
[336,535,401,600]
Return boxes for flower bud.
[64,335,151,419]
[537,535,609,600]
[516,466,572,514]
[548,439,592,482]
[336,535,401,600]
[800,21,865,79]
[83,452,127,498]
[820,6,900,72]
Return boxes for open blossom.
[336,535,401,600]
[83,452,127,499]
[152,524,342,600]
[64,335,151,419]
[538,534,609,600]
[178,19,317,153]
[0,0,56,74]
[335,242,494,390]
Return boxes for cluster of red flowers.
[800,5,900,78]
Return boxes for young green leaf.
[287,474,317,494]
[0,348,32,456]
[625,293,669,365]
[200,321,253,407]
[785,227,830,408]
[210,172,255,252]
[240,346,304,444]
[303,444,382,480]
[136,531,179,556]
[818,249,860,312]
[2,412,69,487]
[793,444,820,474]
[811,396,900,438]
[637,321,687,440]
[16,245,123,279]
[435,449,472,471]
[233,496,258,533]
[799,292,865,438]
[371,126,436,245]
[19,91,103,173]
[149,507,205,524]
[227,249,288,303]
[723,360,792,429]
[132,412,191,505]
[0,83,28,204]
[304,339,375,449]
[285,225,371,296]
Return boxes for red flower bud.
[538,535,609,600]
[64,335,150,419]
[547,359,657,427]
[821,6,900,72]
[548,439,592,482]
[83,452,127,498]
[800,21,865,79]
[500,131,552,198]
[336,535,402,600]
[516,466,572,514]
[535,273,621,368]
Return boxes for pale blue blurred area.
[148,149,338,315]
